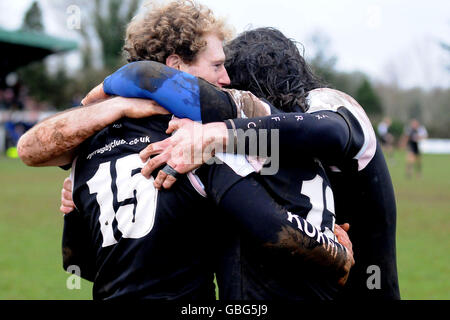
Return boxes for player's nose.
[218,67,231,87]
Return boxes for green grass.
[387,151,450,299]
[0,158,93,299]
[0,151,449,299]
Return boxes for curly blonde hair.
[124,0,233,64]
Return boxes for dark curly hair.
[225,27,325,112]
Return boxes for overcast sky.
[1,0,449,89]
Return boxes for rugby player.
[58,42,357,299]
[377,117,394,158]
[404,119,427,178]
[18,2,352,299]
[94,27,400,299]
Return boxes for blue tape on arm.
[103,62,202,121]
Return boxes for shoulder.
[307,88,378,171]
[222,88,272,118]
[306,88,366,116]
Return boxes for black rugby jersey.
[62,115,217,300]
[196,159,344,300]
[225,88,400,299]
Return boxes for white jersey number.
[301,174,336,239]
[87,154,158,247]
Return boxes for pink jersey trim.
[187,172,207,197]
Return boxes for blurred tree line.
[13,1,450,139]
[307,32,450,139]
[16,0,140,109]
[18,1,71,108]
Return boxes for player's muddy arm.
[17,97,166,167]
[217,176,354,285]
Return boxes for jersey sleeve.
[225,88,377,171]
[225,111,352,166]
[197,163,350,280]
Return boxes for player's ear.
[166,54,184,70]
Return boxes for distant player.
[377,117,394,158]
[404,119,427,178]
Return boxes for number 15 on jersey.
[87,154,158,247]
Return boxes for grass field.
[0,150,449,300]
